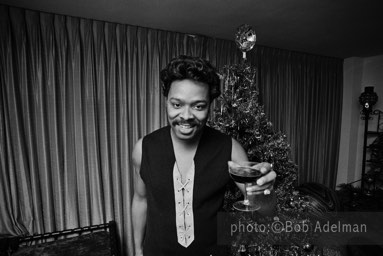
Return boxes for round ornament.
[235,24,257,52]
[302,243,314,252]
[366,177,374,183]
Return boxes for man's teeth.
[179,124,192,128]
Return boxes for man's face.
[166,79,210,141]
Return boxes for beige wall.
[337,55,383,187]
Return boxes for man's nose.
[180,106,193,120]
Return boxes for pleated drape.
[0,6,242,255]
[248,48,343,187]
[0,5,343,255]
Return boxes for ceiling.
[1,0,383,59]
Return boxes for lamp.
[359,86,378,195]
[359,86,378,115]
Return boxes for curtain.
[0,5,241,255]
[0,4,342,255]
[247,48,343,187]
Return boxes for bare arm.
[131,138,147,256]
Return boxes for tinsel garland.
[209,63,326,255]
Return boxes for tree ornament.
[235,24,256,59]
[302,243,314,252]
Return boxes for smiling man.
[131,55,276,256]
[166,79,209,141]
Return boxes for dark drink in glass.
[228,161,263,211]
[229,170,263,183]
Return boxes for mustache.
[172,119,199,126]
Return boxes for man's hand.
[246,162,276,195]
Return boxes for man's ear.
[208,100,214,113]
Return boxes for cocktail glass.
[228,161,263,211]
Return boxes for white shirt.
[173,161,195,247]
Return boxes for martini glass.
[228,161,263,211]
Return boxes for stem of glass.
[243,183,250,205]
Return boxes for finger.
[247,186,274,195]
[246,180,274,192]
[253,162,273,174]
[257,170,276,186]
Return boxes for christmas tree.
[208,24,334,255]
[208,61,316,254]
[209,61,325,256]
[209,62,299,212]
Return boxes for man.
[132,55,276,256]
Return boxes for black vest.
[140,125,232,256]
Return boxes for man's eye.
[173,103,181,108]
[194,105,206,110]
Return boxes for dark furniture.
[0,221,119,256]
